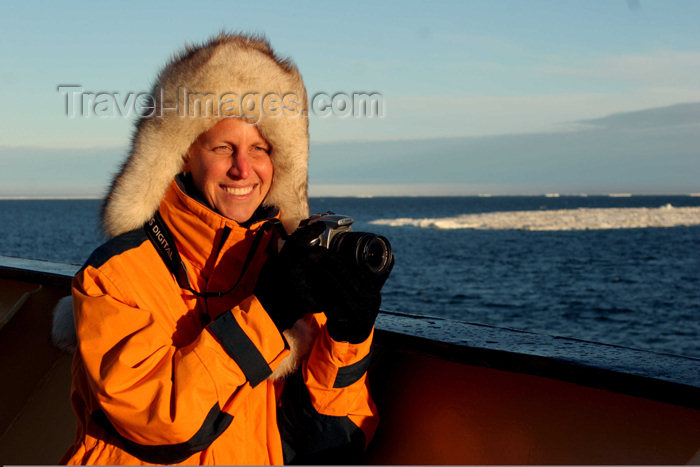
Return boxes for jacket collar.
[174,173,279,228]
[158,178,279,272]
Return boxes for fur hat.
[102,32,310,237]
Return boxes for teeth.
[223,185,254,196]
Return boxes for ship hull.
[1,257,698,465]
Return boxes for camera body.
[299,212,394,276]
[300,213,354,248]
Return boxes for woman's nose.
[228,152,250,179]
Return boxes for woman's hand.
[314,251,389,344]
[256,220,393,342]
[255,222,327,332]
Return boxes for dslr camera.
[299,212,394,277]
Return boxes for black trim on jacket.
[82,229,148,271]
[91,404,233,464]
[208,310,273,387]
[333,351,372,388]
[277,371,366,464]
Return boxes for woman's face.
[185,118,273,223]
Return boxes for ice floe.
[369,205,700,231]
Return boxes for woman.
[60,33,389,465]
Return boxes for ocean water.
[1,195,699,358]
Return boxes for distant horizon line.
[2,193,700,200]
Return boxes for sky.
[0,0,699,197]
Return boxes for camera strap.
[144,211,283,299]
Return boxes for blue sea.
[1,195,699,358]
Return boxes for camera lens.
[330,231,393,276]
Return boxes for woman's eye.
[254,146,270,154]
[213,146,233,155]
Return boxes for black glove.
[315,251,392,344]
[255,222,327,333]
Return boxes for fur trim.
[269,315,319,381]
[102,32,309,237]
[51,295,76,354]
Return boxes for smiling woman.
[184,118,274,223]
[55,32,391,465]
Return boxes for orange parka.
[61,180,378,465]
